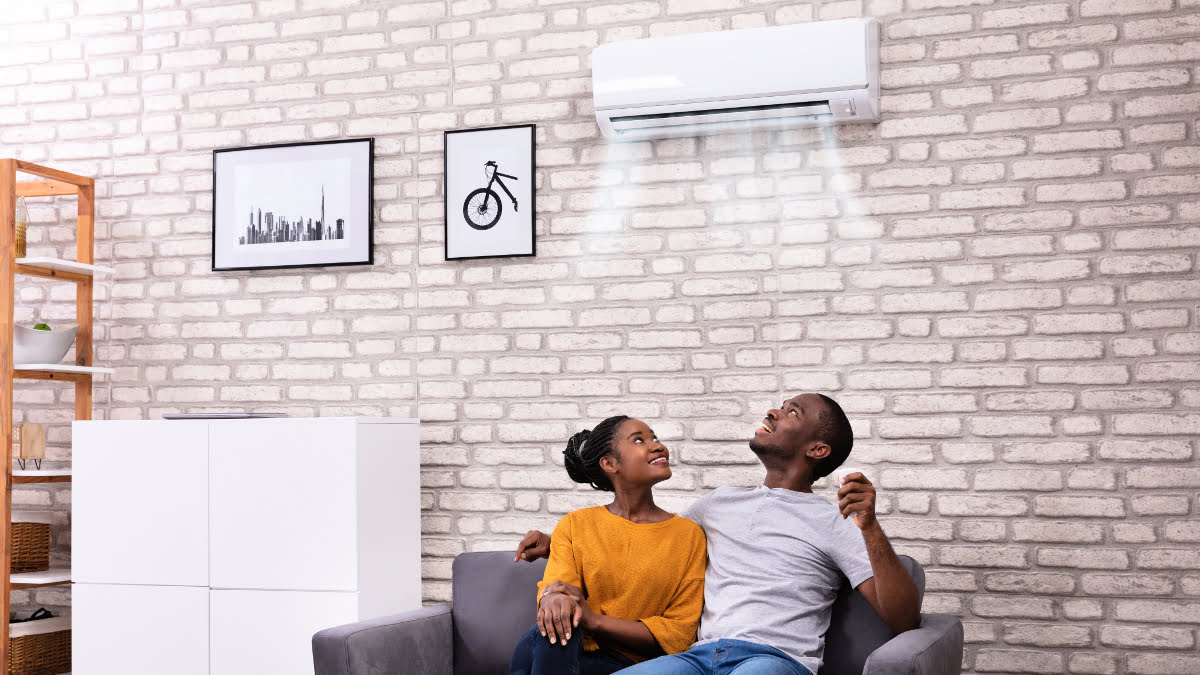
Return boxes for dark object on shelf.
[9,523,49,574]
[10,608,51,625]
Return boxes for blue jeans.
[618,640,813,675]
[509,624,635,675]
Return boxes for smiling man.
[517,393,920,675]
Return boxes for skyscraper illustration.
[241,183,346,245]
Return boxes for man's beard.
[749,437,796,460]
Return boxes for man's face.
[749,393,827,460]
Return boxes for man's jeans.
[618,639,813,675]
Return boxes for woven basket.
[9,628,70,675]
[10,522,50,574]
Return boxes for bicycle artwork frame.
[444,124,536,260]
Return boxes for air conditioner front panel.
[593,19,874,112]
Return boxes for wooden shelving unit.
[2,159,103,673]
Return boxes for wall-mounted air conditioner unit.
[592,18,880,141]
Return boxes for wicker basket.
[10,522,50,574]
[9,622,70,675]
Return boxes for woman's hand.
[540,581,584,604]
[515,530,551,562]
[537,592,581,645]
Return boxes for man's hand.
[837,472,877,530]
[515,530,551,562]
[538,592,582,645]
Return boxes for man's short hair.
[811,393,853,480]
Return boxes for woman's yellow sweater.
[536,505,707,662]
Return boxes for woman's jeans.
[509,624,635,675]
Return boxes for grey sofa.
[313,551,962,675]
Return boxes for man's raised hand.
[514,529,551,562]
[837,472,877,530]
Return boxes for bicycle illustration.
[463,160,519,231]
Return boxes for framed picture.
[444,124,536,260]
[212,138,374,271]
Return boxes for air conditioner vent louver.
[610,101,833,135]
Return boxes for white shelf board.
[11,568,70,586]
[9,615,70,638]
[13,364,115,375]
[16,257,113,276]
[11,510,58,524]
[13,469,72,480]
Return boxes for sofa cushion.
[820,556,925,675]
[452,551,547,675]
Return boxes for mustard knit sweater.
[536,505,707,662]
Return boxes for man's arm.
[515,530,551,562]
[838,473,921,634]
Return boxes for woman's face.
[605,418,672,488]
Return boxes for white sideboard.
[71,417,421,675]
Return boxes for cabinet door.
[209,418,358,591]
[210,589,358,675]
[73,583,209,675]
[73,420,209,586]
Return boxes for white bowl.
[14,324,79,366]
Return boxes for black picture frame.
[443,124,536,261]
[212,138,374,272]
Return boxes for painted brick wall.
[4,0,1200,671]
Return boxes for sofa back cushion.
[452,551,546,675]
[820,555,925,675]
[450,551,924,675]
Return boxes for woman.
[509,415,707,675]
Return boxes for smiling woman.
[508,416,707,675]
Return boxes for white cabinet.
[72,417,421,675]
[209,419,361,592]
[73,421,209,587]
[211,590,359,675]
[73,584,210,675]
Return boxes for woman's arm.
[537,516,584,644]
[539,583,664,658]
[577,605,664,658]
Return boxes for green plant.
[32,323,50,331]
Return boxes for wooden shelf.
[13,470,72,485]
[16,257,112,283]
[11,568,70,590]
[14,365,113,378]
[3,158,96,666]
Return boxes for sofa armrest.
[863,613,963,675]
[313,604,453,675]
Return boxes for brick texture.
[3,1,1200,671]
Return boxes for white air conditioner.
[592,18,880,141]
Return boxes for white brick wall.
[5,0,1200,671]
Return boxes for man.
[515,393,920,675]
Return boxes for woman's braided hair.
[563,415,630,492]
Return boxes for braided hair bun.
[562,415,629,492]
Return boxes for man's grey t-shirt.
[680,485,873,674]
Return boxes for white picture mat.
[445,126,534,259]
[213,140,371,270]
